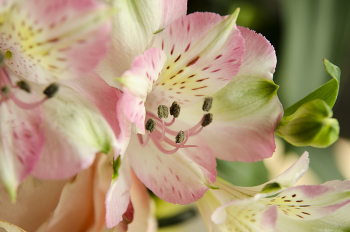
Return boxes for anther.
[175,130,185,143]
[0,52,4,66]
[145,119,157,133]
[169,101,181,118]
[43,83,59,98]
[158,105,169,119]
[202,113,213,127]
[202,97,213,112]
[16,81,31,93]
[1,86,9,95]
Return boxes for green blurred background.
[158,0,350,230]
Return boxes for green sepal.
[283,58,340,117]
[276,99,339,148]
[112,155,121,180]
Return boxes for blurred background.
[157,0,350,231]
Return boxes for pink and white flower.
[197,152,350,232]
[98,0,283,228]
[0,0,117,200]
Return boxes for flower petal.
[0,221,27,232]
[265,181,350,221]
[181,26,283,162]
[31,84,116,180]
[105,155,131,229]
[146,11,245,111]
[0,90,44,200]
[212,198,278,232]
[1,0,112,83]
[127,131,217,204]
[119,48,167,134]
[97,0,185,87]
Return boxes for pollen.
[202,97,213,112]
[43,83,59,98]
[170,101,181,118]
[145,119,157,133]
[202,113,213,127]
[16,81,31,93]
[158,105,169,119]
[175,130,185,143]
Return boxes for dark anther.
[16,81,31,93]
[170,101,181,118]
[145,119,157,133]
[0,52,4,66]
[1,86,9,95]
[175,130,185,143]
[202,97,213,112]
[202,113,213,127]
[158,105,169,119]
[43,83,59,98]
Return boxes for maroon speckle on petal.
[215,55,222,60]
[196,78,209,82]
[202,67,210,71]
[185,43,191,52]
[192,86,207,90]
[176,175,180,181]
[162,40,164,50]
[211,69,221,73]
[187,23,190,32]
[174,54,181,63]
[171,45,175,55]
[177,70,183,74]
[172,186,175,193]
[186,56,199,67]
[170,75,176,80]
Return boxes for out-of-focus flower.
[0,0,117,200]
[101,4,282,230]
[197,153,350,232]
[0,153,156,232]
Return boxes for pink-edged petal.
[115,90,131,157]
[105,155,131,229]
[31,84,116,180]
[266,182,350,221]
[146,10,244,111]
[97,0,183,87]
[180,26,283,162]
[161,0,187,28]
[1,0,112,84]
[0,176,68,232]
[127,170,154,232]
[0,90,44,200]
[119,48,167,134]
[127,131,217,204]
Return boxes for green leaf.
[283,59,340,117]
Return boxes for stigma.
[137,97,213,155]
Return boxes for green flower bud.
[276,99,339,148]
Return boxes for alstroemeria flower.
[0,153,155,232]
[0,0,116,199]
[102,1,282,228]
[197,152,350,232]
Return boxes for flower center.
[0,64,59,109]
[137,98,213,154]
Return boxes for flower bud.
[276,99,339,148]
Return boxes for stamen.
[190,127,203,136]
[157,105,169,119]
[43,83,59,98]
[9,92,47,110]
[151,135,182,154]
[202,113,213,127]
[170,101,181,118]
[1,86,9,95]
[164,117,175,126]
[175,130,185,143]
[16,81,31,93]
[202,97,213,112]
[138,132,151,147]
[145,118,157,133]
